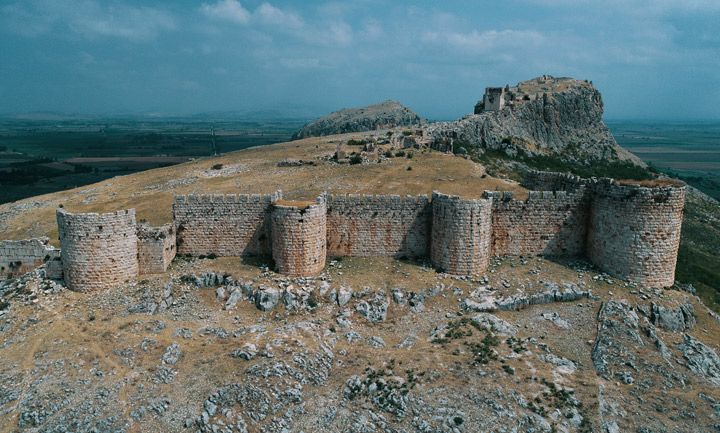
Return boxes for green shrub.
[349,155,363,165]
[395,150,406,157]
[402,130,413,136]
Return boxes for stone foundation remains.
[1,170,686,290]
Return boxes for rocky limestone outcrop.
[424,76,644,165]
[292,100,424,139]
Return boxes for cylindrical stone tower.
[431,192,493,275]
[270,196,327,277]
[57,208,139,292]
[587,180,686,287]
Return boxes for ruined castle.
[0,170,685,292]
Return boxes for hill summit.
[292,100,425,139]
[425,75,644,165]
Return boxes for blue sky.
[1,0,719,120]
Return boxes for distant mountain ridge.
[292,100,425,139]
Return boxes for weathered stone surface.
[337,286,353,306]
[173,192,282,257]
[0,238,61,280]
[356,291,388,323]
[592,300,643,380]
[677,335,720,386]
[326,194,430,259]
[425,76,643,165]
[587,180,685,288]
[271,196,327,277]
[292,100,424,139]
[650,302,696,331]
[57,208,138,293]
[471,313,517,335]
[137,223,176,275]
[255,286,280,311]
[431,192,492,275]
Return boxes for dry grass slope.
[0,134,525,245]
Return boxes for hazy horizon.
[2,0,719,121]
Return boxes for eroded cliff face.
[424,77,644,165]
[292,100,424,139]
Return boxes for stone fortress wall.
[271,195,327,277]
[325,194,431,259]
[520,170,686,286]
[487,188,590,257]
[56,209,139,292]
[137,223,177,275]
[1,170,686,290]
[173,192,282,257]
[588,179,685,288]
[0,238,62,280]
[431,192,493,275]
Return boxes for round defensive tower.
[56,208,139,292]
[587,179,686,287]
[270,196,327,277]
[431,192,493,275]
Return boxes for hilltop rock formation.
[292,100,424,139]
[424,75,644,165]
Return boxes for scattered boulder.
[678,335,720,386]
[230,343,258,361]
[337,286,353,306]
[650,302,696,331]
[161,343,182,365]
[356,291,389,323]
[255,286,280,311]
[471,313,517,335]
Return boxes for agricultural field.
[609,120,720,199]
[0,117,306,204]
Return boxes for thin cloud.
[1,0,176,41]
[256,3,303,29]
[422,29,545,53]
[200,0,251,24]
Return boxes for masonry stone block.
[431,192,493,275]
[270,196,327,277]
[57,208,138,292]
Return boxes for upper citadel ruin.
[0,169,686,292]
